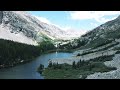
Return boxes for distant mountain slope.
[67,15,120,49]
[0,11,81,45]
[49,15,120,79]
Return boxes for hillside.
[0,11,81,45]
[47,15,120,79]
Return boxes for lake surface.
[0,52,73,79]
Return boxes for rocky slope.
[64,15,120,50]
[0,11,80,45]
[86,53,120,79]
[49,15,120,79]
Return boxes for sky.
[28,11,120,35]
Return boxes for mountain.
[50,15,120,79]
[0,11,81,45]
[80,15,120,48]
[59,15,120,56]
[63,15,120,50]
[64,29,86,39]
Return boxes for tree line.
[0,39,55,68]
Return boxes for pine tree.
[72,61,76,69]
[56,62,59,69]
[39,64,44,70]
[76,61,80,68]
[79,59,82,67]
[38,64,44,74]
[89,63,92,71]
[48,60,52,68]
[81,60,85,66]
[53,63,57,69]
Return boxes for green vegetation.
[113,47,120,50]
[56,49,74,53]
[85,37,112,49]
[105,28,120,39]
[76,42,119,57]
[77,51,95,56]
[58,40,87,50]
[115,50,120,54]
[92,39,113,49]
[67,25,120,50]
[38,40,56,53]
[37,64,44,74]
[97,42,119,51]
[88,55,114,62]
[38,55,116,79]
[76,53,80,56]
[0,39,55,69]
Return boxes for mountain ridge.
[0,11,82,45]
[48,14,120,79]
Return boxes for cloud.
[95,16,117,23]
[34,16,52,24]
[90,23,99,27]
[33,15,88,36]
[34,15,73,31]
[69,11,120,23]
[33,15,87,37]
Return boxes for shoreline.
[0,49,74,70]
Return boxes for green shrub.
[77,53,80,56]
[37,64,44,74]
[115,50,120,54]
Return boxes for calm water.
[0,52,72,79]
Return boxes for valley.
[1,11,120,79]
[38,13,120,79]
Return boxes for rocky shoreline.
[50,50,117,65]
[86,54,120,79]
[49,48,120,79]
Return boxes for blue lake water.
[0,52,72,79]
